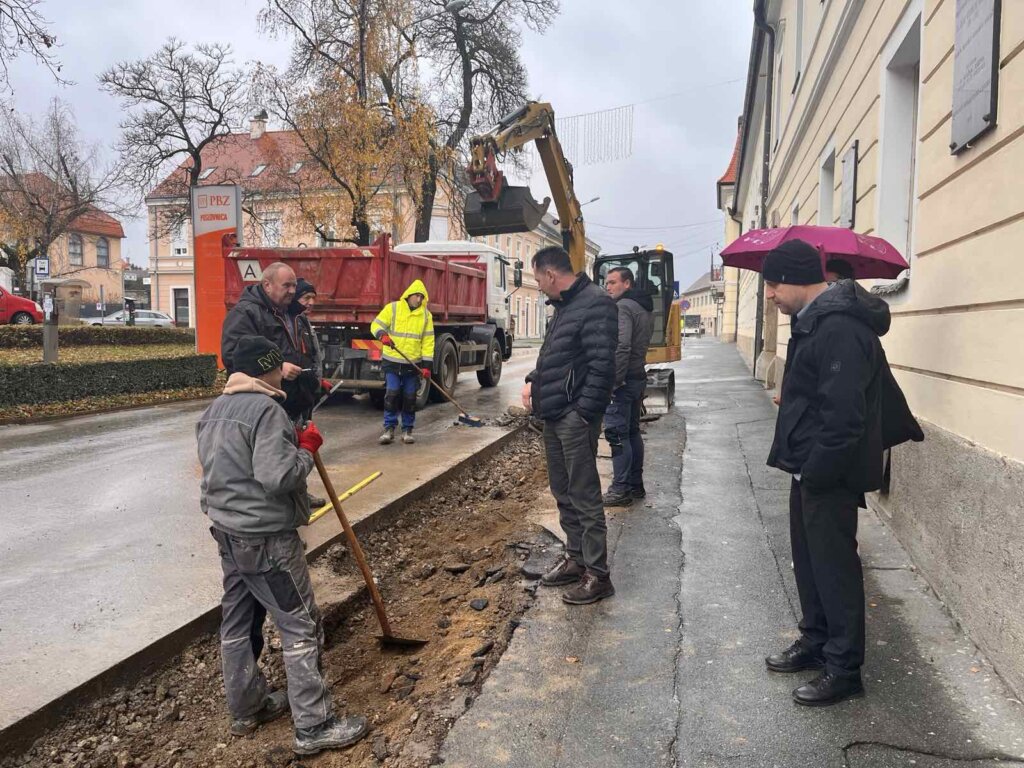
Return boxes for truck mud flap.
[464,187,550,236]
[644,368,676,415]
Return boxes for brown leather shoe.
[540,556,585,587]
[561,571,614,605]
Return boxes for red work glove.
[296,422,324,454]
[378,333,394,347]
[321,378,333,392]
[420,368,431,379]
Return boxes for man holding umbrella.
[759,239,891,707]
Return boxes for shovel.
[386,344,484,427]
[310,450,428,650]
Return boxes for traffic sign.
[680,299,691,310]
[34,258,49,277]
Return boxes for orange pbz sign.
[191,185,242,367]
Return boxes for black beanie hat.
[295,278,317,301]
[234,335,284,377]
[762,239,824,285]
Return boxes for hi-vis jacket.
[372,279,435,368]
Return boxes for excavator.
[463,101,679,412]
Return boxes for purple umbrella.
[719,226,909,280]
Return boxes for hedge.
[0,355,218,406]
[0,325,196,349]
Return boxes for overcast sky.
[4,0,754,291]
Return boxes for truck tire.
[476,336,502,387]
[429,336,459,403]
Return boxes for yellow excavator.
[464,101,679,412]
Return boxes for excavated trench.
[3,428,556,768]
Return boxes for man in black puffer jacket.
[761,238,920,708]
[522,246,619,605]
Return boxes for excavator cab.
[464,186,551,237]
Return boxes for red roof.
[0,172,125,238]
[146,129,327,201]
[718,131,741,186]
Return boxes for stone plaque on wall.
[951,0,1001,154]
[840,140,858,229]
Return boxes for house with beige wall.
[719,0,1024,697]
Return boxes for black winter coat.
[527,274,618,423]
[221,284,319,419]
[768,281,896,493]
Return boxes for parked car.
[89,310,175,328]
[0,286,44,324]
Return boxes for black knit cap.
[234,335,284,377]
[295,278,317,300]
[762,239,825,285]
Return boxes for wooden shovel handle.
[312,451,393,637]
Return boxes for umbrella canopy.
[719,225,909,280]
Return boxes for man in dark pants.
[522,246,618,605]
[761,239,892,706]
[601,266,654,507]
[197,336,368,754]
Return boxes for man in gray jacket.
[197,335,368,756]
[602,267,655,506]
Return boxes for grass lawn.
[0,344,198,366]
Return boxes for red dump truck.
[223,235,517,408]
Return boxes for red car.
[0,286,44,324]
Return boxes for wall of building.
[727,0,1024,697]
[48,231,125,311]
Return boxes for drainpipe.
[753,0,775,367]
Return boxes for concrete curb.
[0,423,529,757]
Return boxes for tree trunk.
[415,151,441,242]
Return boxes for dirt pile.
[2,430,550,768]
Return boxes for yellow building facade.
[721,0,1024,697]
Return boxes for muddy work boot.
[293,715,370,755]
[379,427,396,445]
[562,571,615,605]
[401,429,415,444]
[540,555,585,587]
[230,690,289,736]
[602,489,633,507]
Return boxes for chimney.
[250,109,269,140]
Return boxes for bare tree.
[99,38,249,237]
[0,0,64,90]
[406,0,558,241]
[0,99,130,283]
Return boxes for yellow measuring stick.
[307,471,383,525]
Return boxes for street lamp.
[553,196,599,225]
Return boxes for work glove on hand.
[296,422,324,454]
[420,368,431,379]
[321,378,333,392]
[378,333,394,347]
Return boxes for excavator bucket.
[464,187,550,237]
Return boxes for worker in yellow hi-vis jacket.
[371,279,435,445]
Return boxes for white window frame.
[250,164,268,177]
[96,237,110,268]
[68,233,83,266]
[818,139,837,225]
[262,212,283,247]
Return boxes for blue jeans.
[384,368,420,430]
[604,378,645,494]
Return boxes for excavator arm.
[464,102,588,273]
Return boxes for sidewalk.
[441,338,1024,767]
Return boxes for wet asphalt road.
[0,352,536,732]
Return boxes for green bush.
[0,325,196,349]
[0,355,218,406]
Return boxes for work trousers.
[789,479,865,678]
[383,368,420,431]
[604,379,646,495]
[543,410,609,577]
[210,527,333,730]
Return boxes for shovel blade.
[377,634,429,650]
[464,186,550,236]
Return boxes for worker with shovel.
[371,279,434,445]
[197,335,369,755]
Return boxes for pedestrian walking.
[197,335,368,754]
[601,266,654,507]
[761,239,897,706]
[371,279,434,445]
[521,246,618,605]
